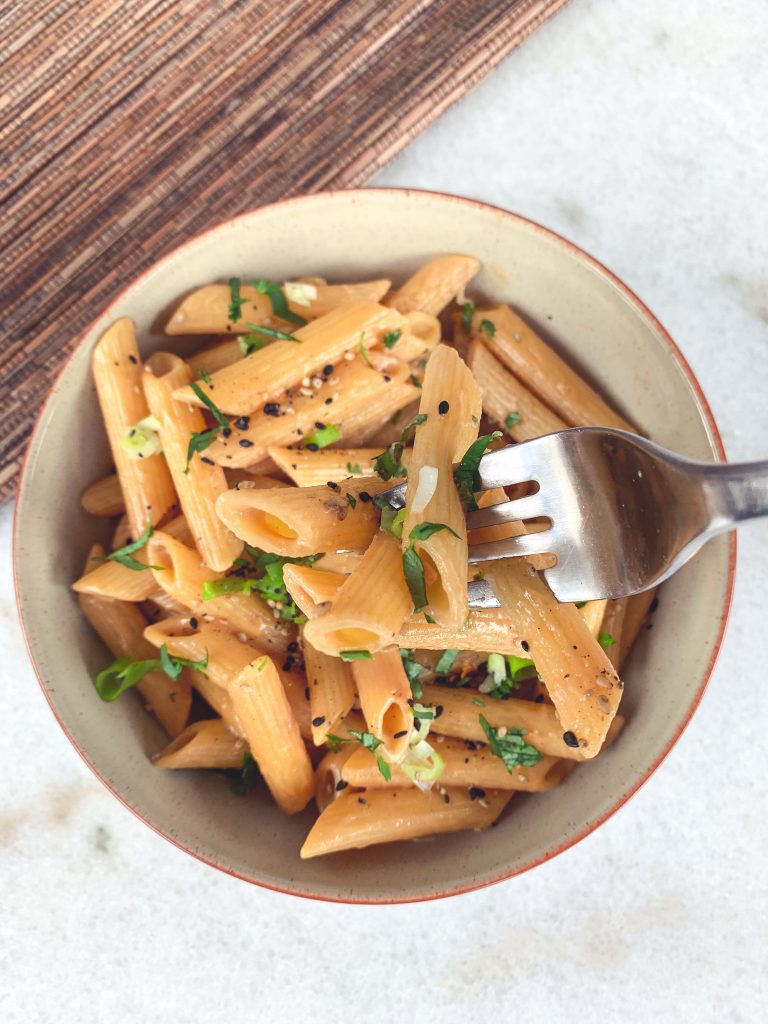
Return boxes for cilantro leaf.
[504,411,521,430]
[461,301,475,332]
[104,520,158,572]
[454,432,502,510]
[239,333,269,356]
[228,277,244,322]
[159,643,208,681]
[358,335,373,368]
[196,368,212,386]
[383,329,402,350]
[185,426,225,472]
[349,729,382,751]
[479,319,496,340]
[598,631,616,648]
[372,413,427,481]
[189,381,229,428]
[409,521,460,543]
[400,649,425,699]
[379,504,407,539]
[252,279,307,326]
[93,643,207,701]
[402,544,428,612]
[303,423,341,448]
[227,752,261,795]
[244,322,297,343]
[346,462,362,475]
[479,715,542,771]
[202,549,321,623]
[376,756,391,781]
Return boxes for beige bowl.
[14,189,734,902]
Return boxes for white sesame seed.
[299,387,313,397]
[283,406,295,414]
[343,351,355,361]
[266,599,276,608]
[497,726,508,738]
[478,799,489,808]
[272,609,281,619]
[311,376,323,388]
[301,376,311,387]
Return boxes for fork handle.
[699,459,768,531]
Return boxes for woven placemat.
[0,0,568,504]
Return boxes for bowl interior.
[14,189,732,902]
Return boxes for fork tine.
[468,531,555,564]
[466,494,545,531]
[475,443,544,490]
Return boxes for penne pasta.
[215,476,388,557]
[469,338,567,441]
[146,531,290,654]
[303,532,411,656]
[173,302,412,415]
[341,738,571,793]
[618,588,658,668]
[229,657,314,814]
[402,345,481,627]
[267,447,383,487]
[187,337,244,376]
[388,254,481,316]
[314,746,358,812]
[91,318,177,536]
[303,642,357,746]
[143,352,242,571]
[300,785,511,858]
[351,649,414,762]
[471,304,634,432]
[80,473,124,516]
[483,559,623,757]
[579,599,608,639]
[153,718,248,770]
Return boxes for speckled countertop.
[2,1,767,1020]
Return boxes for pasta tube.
[388,254,481,316]
[351,649,414,762]
[153,719,247,769]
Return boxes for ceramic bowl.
[14,188,734,902]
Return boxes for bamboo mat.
[0,0,568,504]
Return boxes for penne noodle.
[469,339,567,441]
[471,304,634,432]
[146,531,291,654]
[388,254,481,316]
[287,279,391,319]
[314,746,358,812]
[303,532,411,656]
[341,738,571,793]
[80,474,124,516]
[203,359,418,468]
[402,345,481,627]
[78,549,191,738]
[601,598,628,668]
[579,599,608,639]
[351,649,414,762]
[300,785,511,858]
[174,302,411,414]
[483,559,623,757]
[91,318,177,536]
[215,476,388,557]
[267,447,384,487]
[187,337,243,375]
[618,588,659,668]
[153,718,248,770]
[303,643,357,746]
[143,352,243,571]
[224,469,288,490]
[420,683,589,761]
[229,657,314,814]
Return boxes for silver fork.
[383,427,768,604]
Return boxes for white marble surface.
[3,0,768,1020]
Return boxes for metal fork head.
[467,428,716,602]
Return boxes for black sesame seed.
[563,730,579,748]
[306,443,319,452]
[287,641,299,653]
[393,730,408,739]
[359,491,371,503]
[189,617,198,629]
[128,354,138,364]
[282,657,295,671]
[327,481,341,491]
[434,705,444,718]
[234,416,250,431]
[438,400,449,415]
[324,397,333,405]
[304,686,310,700]
[315,421,326,430]
[414,719,422,732]
[468,786,486,800]
[649,597,659,614]
[335,779,348,791]
[521,640,529,652]
[312,716,326,727]
[323,364,334,376]
[358,797,367,805]
[443,793,450,804]
[201,456,214,465]
[406,698,414,707]
[239,439,254,448]
[383,374,391,383]
[465,740,478,751]
[222,427,232,438]
[264,403,280,417]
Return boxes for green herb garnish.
[598,632,616,648]
[461,301,475,331]
[326,728,390,780]
[93,644,207,702]
[104,520,159,572]
[244,322,297,343]
[372,413,427,481]
[402,522,460,612]
[239,333,268,356]
[345,492,357,509]
[504,411,521,430]
[196,368,212,386]
[228,752,260,795]
[379,504,407,539]
[252,278,307,326]
[434,649,459,674]
[479,714,541,771]
[479,319,496,340]
[185,382,230,471]
[202,549,321,623]
[400,649,425,699]
[358,335,373,368]
[383,329,402,350]
[454,431,502,510]
[346,462,362,475]
[228,277,244,322]
[303,423,341,448]
[339,650,373,662]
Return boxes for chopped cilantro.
[479,714,541,771]
[400,649,425,699]
[202,549,321,623]
[227,752,260,795]
[244,322,297,343]
[372,413,427,481]
[461,301,475,331]
[228,277,244,322]
[303,423,341,448]
[504,411,521,430]
[402,523,459,612]
[479,318,496,340]
[455,431,502,510]
[239,332,269,356]
[93,643,207,702]
[358,335,373,368]
[102,520,159,572]
[252,279,307,326]
[383,329,402,350]
[185,382,230,471]
[345,492,357,509]
[346,462,362,475]
[598,632,616,648]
